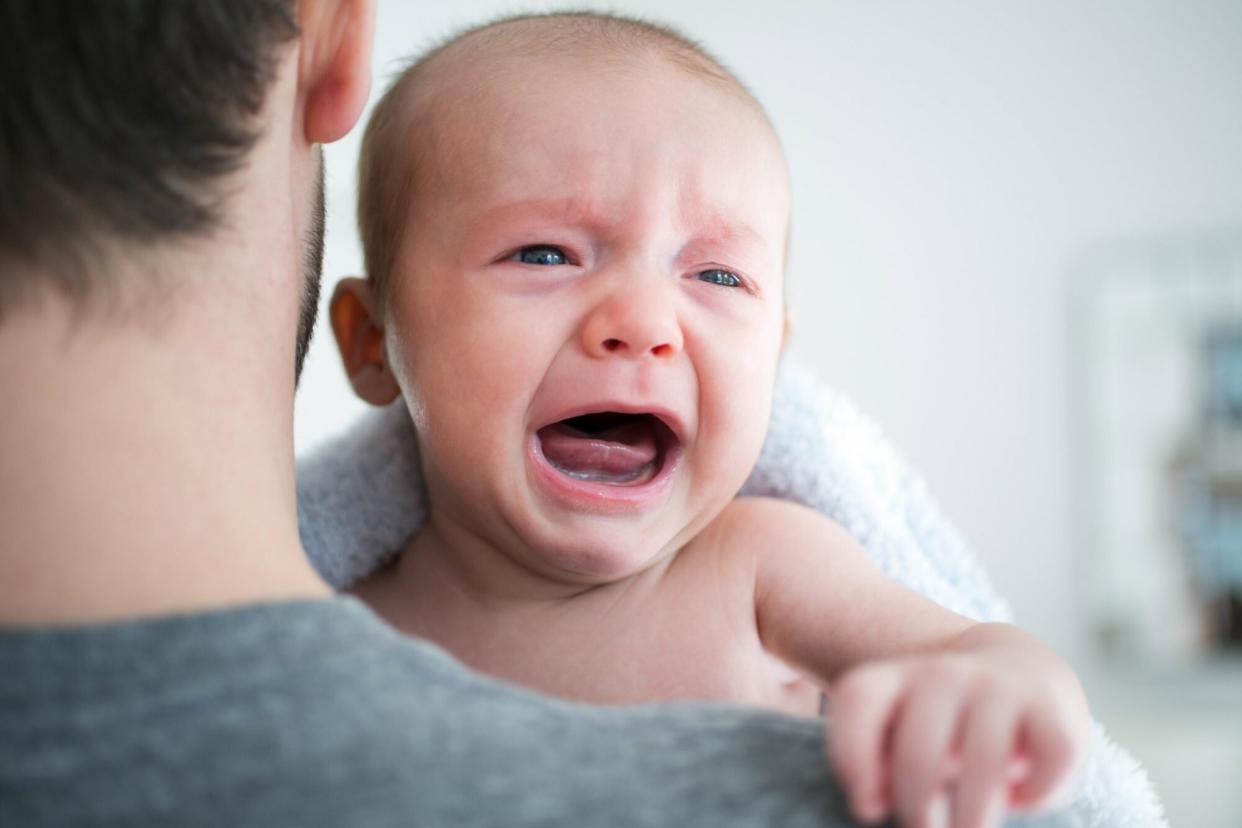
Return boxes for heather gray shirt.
[0,597,856,827]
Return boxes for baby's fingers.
[1009,704,1081,811]
[827,663,906,823]
[952,697,1019,828]
[890,678,965,828]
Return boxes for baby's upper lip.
[536,401,691,446]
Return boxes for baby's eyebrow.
[692,222,765,250]
[682,214,772,259]
[677,196,770,246]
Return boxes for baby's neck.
[413,520,604,604]
[350,516,671,651]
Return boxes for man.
[0,2,853,824]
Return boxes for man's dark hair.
[297,161,327,379]
[0,0,301,319]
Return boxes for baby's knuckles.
[906,653,980,691]
[833,648,1082,826]
[937,650,1086,816]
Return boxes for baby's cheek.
[698,355,776,487]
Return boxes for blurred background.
[294,2,1242,824]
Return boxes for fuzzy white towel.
[297,355,1167,827]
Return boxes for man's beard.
[294,157,326,385]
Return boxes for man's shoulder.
[0,598,470,824]
[0,596,479,724]
[0,596,850,828]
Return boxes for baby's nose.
[581,288,683,360]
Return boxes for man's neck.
[0,296,329,627]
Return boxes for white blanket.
[297,356,1167,827]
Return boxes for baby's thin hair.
[357,10,772,306]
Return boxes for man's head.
[333,12,791,584]
[0,0,372,381]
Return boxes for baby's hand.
[825,626,1089,828]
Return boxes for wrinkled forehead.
[406,50,790,253]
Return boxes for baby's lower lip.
[527,431,681,514]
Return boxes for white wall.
[294,0,1242,669]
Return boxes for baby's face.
[383,53,789,584]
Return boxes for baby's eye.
[696,268,742,288]
[514,245,568,266]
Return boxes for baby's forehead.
[420,56,749,134]
[429,84,783,220]
[398,19,778,154]
[405,50,789,253]
[358,15,791,299]
[406,51,786,191]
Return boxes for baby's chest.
[538,563,821,716]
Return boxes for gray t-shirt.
[0,597,855,826]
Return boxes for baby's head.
[333,12,791,584]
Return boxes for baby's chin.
[510,464,751,586]
[510,518,689,586]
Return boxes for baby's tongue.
[538,418,659,483]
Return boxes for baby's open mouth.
[536,412,678,486]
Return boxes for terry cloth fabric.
[296,355,1168,827]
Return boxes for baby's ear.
[330,277,400,406]
[781,308,794,353]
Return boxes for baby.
[328,12,1089,828]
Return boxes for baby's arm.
[738,497,1090,828]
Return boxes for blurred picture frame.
[1072,231,1242,664]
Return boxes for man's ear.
[330,277,400,406]
[298,0,376,144]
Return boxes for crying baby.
[328,12,1090,827]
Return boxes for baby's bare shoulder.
[711,497,856,548]
[684,497,861,578]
